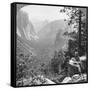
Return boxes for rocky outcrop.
[61,74,87,83]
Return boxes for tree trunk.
[79,10,82,55]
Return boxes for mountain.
[17,14,69,63]
[17,10,39,42]
[37,20,68,49]
[31,19,48,33]
[17,21,39,41]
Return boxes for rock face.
[17,10,39,41]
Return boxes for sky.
[21,5,68,22]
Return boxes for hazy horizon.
[21,5,68,22]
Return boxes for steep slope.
[17,35,34,55]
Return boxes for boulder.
[61,77,72,83]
